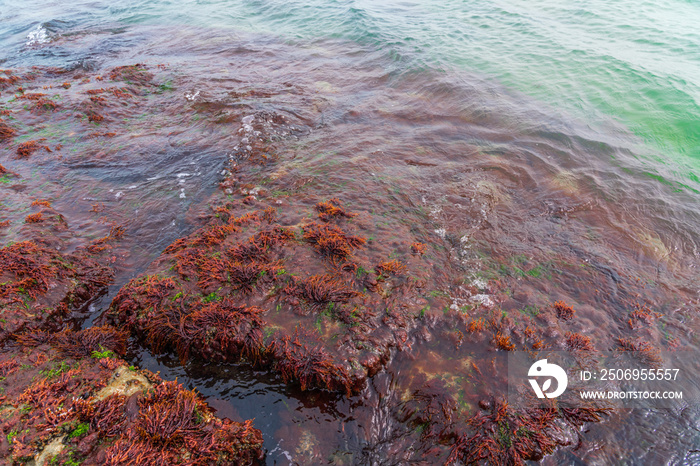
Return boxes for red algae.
[30,199,51,208]
[24,212,44,223]
[0,330,263,465]
[0,72,20,89]
[554,300,576,321]
[565,331,595,351]
[376,259,407,276]
[410,241,427,255]
[285,274,359,310]
[467,317,487,333]
[314,198,357,221]
[0,120,15,141]
[0,49,693,464]
[0,233,113,340]
[447,400,608,465]
[107,200,431,394]
[269,327,354,394]
[627,303,661,329]
[493,332,515,351]
[108,64,154,86]
[86,225,126,253]
[19,92,58,112]
[302,221,366,264]
[616,337,663,366]
[16,140,51,158]
[86,110,104,122]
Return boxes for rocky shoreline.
[0,59,692,464]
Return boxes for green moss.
[418,305,430,318]
[40,361,71,379]
[91,346,116,359]
[202,291,221,303]
[6,429,18,444]
[497,421,512,448]
[519,305,540,317]
[68,423,90,439]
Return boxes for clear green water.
[6,0,697,184]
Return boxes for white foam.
[471,277,488,290]
[26,24,50,46]
[184,90,200,101]
[471,294,494,307]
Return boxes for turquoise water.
[3,0,699,187]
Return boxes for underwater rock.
[106,199,431,394]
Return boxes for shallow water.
[1,4,699,465]
[3,0,700,180]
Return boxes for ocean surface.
[2,0,700,464]
[2,0,700,185]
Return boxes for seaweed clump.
[0,120,15,142]
[616,337,662,366]
[285,274,359,313]
[16,140,51,158]
[108,64,154,86]
[0,327,263,465]
[411,242,427,255]
[0,240,113,340]
[447,400,607,465]
[314,198,357,222]
[554,300,575,321]
[107,200,430,394]
[398,376,609,465]
[565,332,595,351]
[19,92,58,112]
[302,222,366,264]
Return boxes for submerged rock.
[106,198,432,394]
[0,238,113,343]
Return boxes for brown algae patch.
[0,240,113,340]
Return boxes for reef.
[0,327,263,465]
[1,55,688,464]
[0,237,113,343]
[0,61,267,463]
[106,198,431,395]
